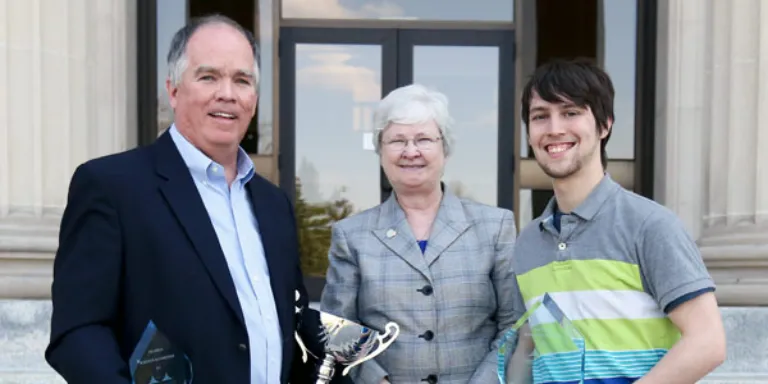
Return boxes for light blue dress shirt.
[170,125,283,384]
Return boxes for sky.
[156,0,637,226]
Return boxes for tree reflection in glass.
[294,177,355,277]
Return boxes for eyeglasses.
[382,136,442,152]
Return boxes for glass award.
[129,320,193,384]
[497,293,586,384]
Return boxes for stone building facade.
[0,0,766,382]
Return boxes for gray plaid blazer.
[320,189,519,384]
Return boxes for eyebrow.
[194,65,255,80]
[529,102,582,113]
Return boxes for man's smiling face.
[167,22,258,154]
[527,91,609,180]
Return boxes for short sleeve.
[636,208,715,312]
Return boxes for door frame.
[278,27,516,301]
[383,29,516,210]
[278,27,398,207]
[279,27,516,209]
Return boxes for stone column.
[656,1,768,380]
[0,1,137,382]
[0,0,137,298]
[698,0,768,308]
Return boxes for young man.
[511,59,726,383]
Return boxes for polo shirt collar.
[541,173,621,224]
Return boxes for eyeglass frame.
[381,135,444,152]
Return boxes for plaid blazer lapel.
[424,189,471,267]
[372,193,433,283]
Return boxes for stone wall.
[1,0,767,382]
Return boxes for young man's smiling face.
[527,91,610,180]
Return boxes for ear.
[599,118,613,140]
[166,78,179,109]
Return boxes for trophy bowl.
[318,311,399,373]
[295,308,400,384]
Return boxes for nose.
[401,141,421,158]
[546,115,568,135]
[215,79,236,101]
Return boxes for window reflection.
[282,0,513,22]
[519,188,535,229]
[521,119,529,158]
[413,46,500,207]
[255,0,275,154]
[599,0,636,159]
[294,44,382,277]
[519,188,553,230]
[156,0,187,136]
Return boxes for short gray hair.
[167,14,261,87]
[372,84,455,156]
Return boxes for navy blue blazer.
[45,131,336,383]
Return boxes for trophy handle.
[295,331,319,363]
[341,322,400,376]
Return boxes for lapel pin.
[386,229,397,238]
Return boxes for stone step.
[0,373,64,384]
[1,300,766,383]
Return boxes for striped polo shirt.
[510,175,715,384]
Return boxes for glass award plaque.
[497,293,586,384]
[129,320,193,384]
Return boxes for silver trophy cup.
[294,307,400,384]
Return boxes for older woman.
[320,84,520,384]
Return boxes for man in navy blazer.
[45,15,338,384]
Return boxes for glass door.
[392,29,516,210]
[279,28,515,300]
[279,28,397,297]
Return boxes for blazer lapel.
[423,190,471,266]
[152,132,245,326]
[373,194,433,283]
[245,181,292,359]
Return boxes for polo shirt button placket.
[556,241,569,262]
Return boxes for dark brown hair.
[521,58,615,169]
